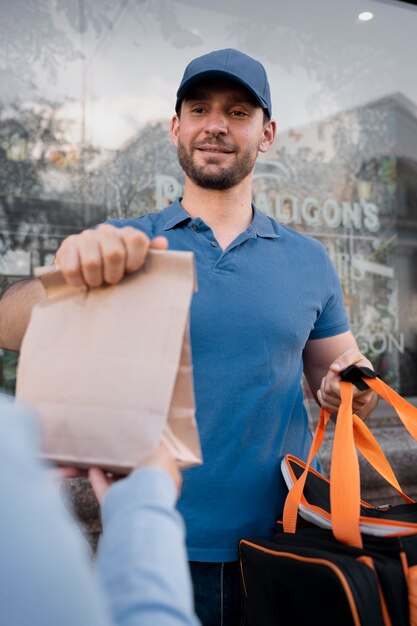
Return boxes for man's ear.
[259,119,277,154]
[170,115,180,147]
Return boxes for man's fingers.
[98,226,128,284]
[55,225,158,288]
[55,226,169,289]
[318,374,375,413]
[56,235,85,287]
[149,236,169,250]
[320,371,339,400]
[352,388,374,411]
[77,229,104,287]
[317,382,341,412]
[316,344,376,416]
[121,227,151,273]
[317,388,337,412]
[319,371,346,411]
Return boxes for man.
[0,49,376,626]
[0,395,199,626]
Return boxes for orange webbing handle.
[352,413,414,504]
[324,376,417,546]
[283,407,332,533]
[364,377,417,442]
[330,381,363,548]
[283,375,417,542]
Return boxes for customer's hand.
[88,441,181,504]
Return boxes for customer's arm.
[0,398,199,626]
[0,398,112,626]
[94,446,200,626]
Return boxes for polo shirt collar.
[162,198,280,239]
[249,206,280,239]
[163,199,192,231]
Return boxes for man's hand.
[88,441,181,504]
[303,333,377,419]
[317,347,376,416]
[55,224,168,288]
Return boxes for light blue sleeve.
[97,468,201,626]
[0,395,199,626]
[0,397,112,626]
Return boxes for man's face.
[171,78,274,190]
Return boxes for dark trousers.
[189,561,245,626]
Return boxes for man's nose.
[204,111,228,136]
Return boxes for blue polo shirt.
[107,199,349,562]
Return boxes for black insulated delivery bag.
[239,366,417,626]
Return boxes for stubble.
[177,139,259,190]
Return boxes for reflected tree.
[0,0,72,102]
[0,0,202,109]
[0,101,93,263]
[90,122,181,219]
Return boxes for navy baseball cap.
[176,48,272,119]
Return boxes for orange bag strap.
[340,366,417,442]
[282,406,413,536]
[283,367,417,542]
[327,370,417,547]
[330,381,363,548]
[363,377,417,442]
[283,407,332,533]
[352,413,414,504]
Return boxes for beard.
[177,139,259,190]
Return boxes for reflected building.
[254,93,417,395]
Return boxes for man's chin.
[186,163,233,189]
[191,175,237,191]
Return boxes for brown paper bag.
[16,249,202,472]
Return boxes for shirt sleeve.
[0,397,112,626]
[0,397,200,626]
[308,243,350,340]
[97,468,200,626]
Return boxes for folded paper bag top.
[16,249,202,473]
